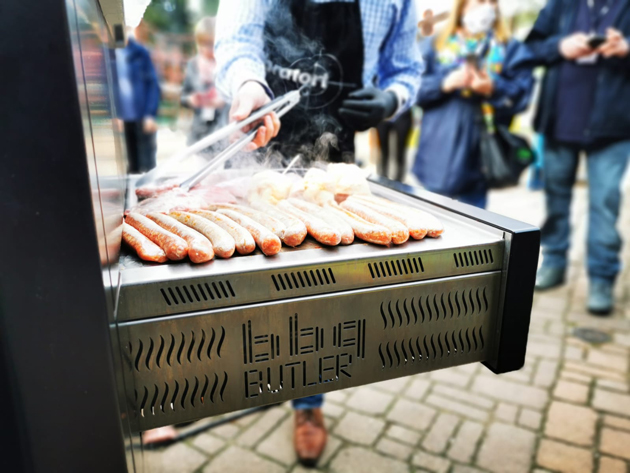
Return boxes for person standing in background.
[114,22,161,173]
[412,0,533,209]
[377,108,413,182]
[181,17,228,146]
[525,0,630,316]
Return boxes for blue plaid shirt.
[215,0,423,114]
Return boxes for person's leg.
[292,394,327,466]
[585,140,630,313]
[456,189,488,209]
[394,110,413,182]
[124,121,140,174]
[137,122,157,173]
[292,395,324,410]
[377,122,390,178]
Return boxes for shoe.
[294,408,327,468]
[535,266,566,291]
[588,280,614,316]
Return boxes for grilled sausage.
[207,203,286,239]
[189,210,256,255]
[249,201,307,247]
[324,204,392,246]
[354,195,444,238]
[126,212,188,260]
[347,196,428,240]
[122,222,168,263]
[288,198,354,245]
[217,209,282,256]
[169,211,235,258]
[278,201,341,247]
[340,200,409,245]
[147,213,214,263]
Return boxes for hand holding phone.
[588,35,607,50]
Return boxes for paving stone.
[255,416,294,466]
[211,422,241,439]
[204,446,284,473]
[334,411,386,446]
[564,361,627,381]
[331,446,408,473]
[412,450,451,473]
[563,345,584,361]
[599,456,627,473]
[495,403,518,423]
[432,384,494,409]
[372,377,409,394]
[376,437,413,460]
[386,424,422,446]
[236,407,287,448]
[319,434,343,466]
[447,421,484,463]
[527,341,562,359]
[534,360,559,388]
[476,423,536,473]
[554,380,590,404]
[537,439,593,473]
[593,389,630,417]
[535,294,569,313]
[323,401,345,419]
[597,379,630,393]
[518,408,543,430]
[604,415,630,432]
[614,333,630,348]
[560,370,592,385]
[600,428,630,460]
[404,378,432,400]
[430,369,470,387]
[587,349,629,373]
[452,466,486,473]
[547,321,566,336]
[472,376,548,409]
[545,401,597,446]
[425,394,489,422]
[346,387,394,415]
[422,413,459,453]
[327,389,349,404]
[145,443,208,473]
[192,433,225,456]
[387,398,437,431]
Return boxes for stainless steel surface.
[118,183,505,322]
[119,272,500,432]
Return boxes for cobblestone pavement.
[145,182,630,473]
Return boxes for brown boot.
[294,408,327,467]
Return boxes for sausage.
[169,211,235,258]
[122,222,168,263]
[189,210,256,255]
[288,198,354,245]
[147,213,214,263]
[216,209,282,256]
[126,212,188,260]
[324,204,392,246]
[340,200,409,245]
[278,201,341,247]
[249,201,308,247]
[207,203,287,239]
[354,195,444,238]
[347,196,428,240]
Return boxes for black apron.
[264,0,365,162]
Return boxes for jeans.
[541,139,630,283]
[292,395,324,410]
[124,120,157,174]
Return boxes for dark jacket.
[413,38,534,197]
[524,0,630,141]
[113,39,160,121]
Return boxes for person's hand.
[230,81,281,151]
[189,93,202,108]
[559,33,592,60]
[143,117,158,134]
[599,28,630,58]
[338,88,398,131]
[470,69,494,97]
[442,65,473,93]
[113,118,124,133]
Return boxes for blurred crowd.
[115,0,630,465]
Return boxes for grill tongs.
[135,88,302,190]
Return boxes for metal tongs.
[135,88,303,190]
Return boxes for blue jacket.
[113,39,160,121]
[413,39,534,197]
[523,0,630,141]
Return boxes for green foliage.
[144,0,191,33]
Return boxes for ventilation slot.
[368,257,424,279]
[272,268,336,292]
[454,249,494,269]
[160,281,235,306]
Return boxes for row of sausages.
[122,195,444,264]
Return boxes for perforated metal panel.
[119,272,501,432]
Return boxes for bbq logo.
[266,52,355,109]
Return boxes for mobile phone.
[588,35,607,49]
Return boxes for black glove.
[338,88,398,132]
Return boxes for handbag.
[478,110,535,189]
